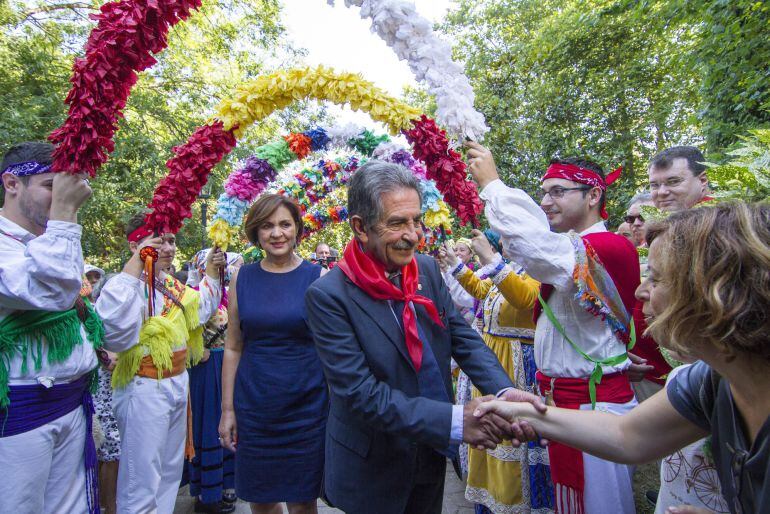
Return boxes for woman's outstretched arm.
[475,388,708,464]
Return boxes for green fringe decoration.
[112,286,203,389]
[0,299,104,408]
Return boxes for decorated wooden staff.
[139,245,158,317]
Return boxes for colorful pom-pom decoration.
[208,123,461,250]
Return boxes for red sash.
[537,371,634,514]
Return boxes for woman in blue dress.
[219,194,328,514]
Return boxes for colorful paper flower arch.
[209,124,454,249]
[49,0,486,178]
[46,0,485,236]
[141,67,478,244]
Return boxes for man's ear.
[1,173,22,197]
[588,186,603,208]
[697,171,709,192]
[128,241,139,254]
[349,215,368,244]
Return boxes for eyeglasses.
[538,186,591,200]
[649,177,684,191]
[624,214,644,224]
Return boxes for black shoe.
[645,489,659,506]
[222,492,237,504]
[194,499,236,514]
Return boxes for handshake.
[462,389,547,450]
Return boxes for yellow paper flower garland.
[215,66,421,138]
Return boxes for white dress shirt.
[0,213,97,385]
[480,179,631,378]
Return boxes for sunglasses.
[624,214,644,224]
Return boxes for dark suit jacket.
[305,254,514,514]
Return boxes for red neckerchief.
[336,238,444,372]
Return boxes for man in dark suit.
[305,161,545,514]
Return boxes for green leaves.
[707,129,770,202]
[442,0,767,224]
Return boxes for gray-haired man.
[304,160,543,514]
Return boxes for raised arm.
[481,180,575,290]
[196,248,225,324]
[0,221,84,311]
[95,273,145,353]
[454,266,492,300]
[490,260,540,311]
[474,389,707,464]
[438,242,490,301]
[442,270,477,309]
[465,142,576,290]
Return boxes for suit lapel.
[347,280,416,371]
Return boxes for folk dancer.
[0,142,99,513]
[96,213,223,513]
[441,231,554,513]
[467,142,642,514]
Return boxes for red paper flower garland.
[404,115,483,226]
[143,121,236,234]
[49,0,203,177]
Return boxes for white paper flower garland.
[328,0,489,141]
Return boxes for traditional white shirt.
[0,213,97,385]
[480,179,631,378]
[442,269,476,311]
[96,271,221,355]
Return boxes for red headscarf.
[336,238,444,372]
[127,225,153,243]
[542,162,622,219]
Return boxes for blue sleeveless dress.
[234,260,328,503]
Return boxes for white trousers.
[114,372,188,514]
[0,406,88,514]
[581,398,638,514]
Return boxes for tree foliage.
[693,0,770,155]
[442,0,768,224]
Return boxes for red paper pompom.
[49,0,203,177]
[143,121,237,235]
[404,115,483,226]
